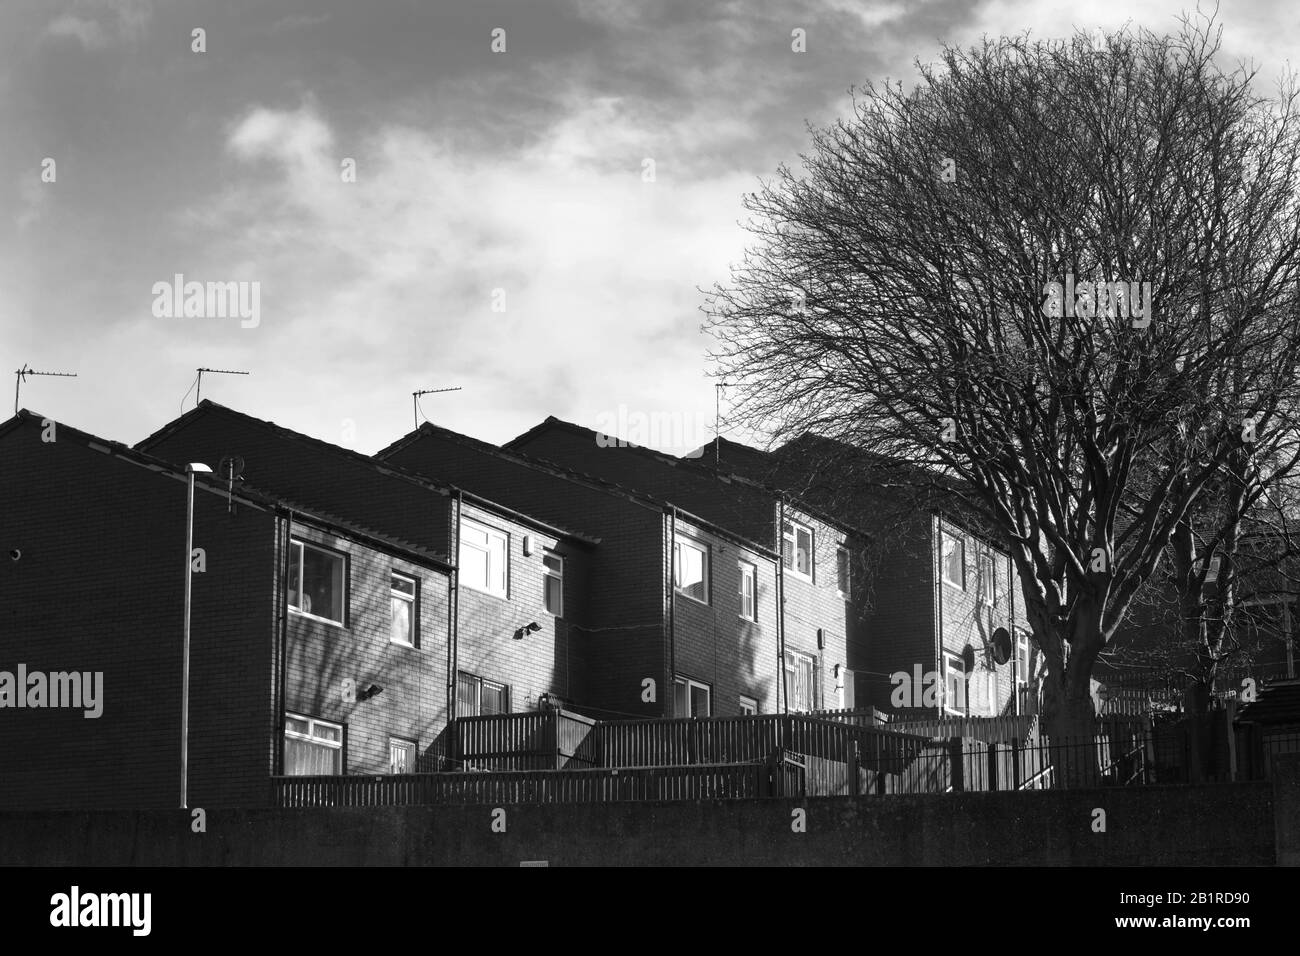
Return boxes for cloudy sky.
[1,0,1295,455]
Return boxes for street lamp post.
[182,462,212,809]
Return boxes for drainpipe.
[275,509,293,776]
[1010,549,1019,717]
[450,490,462,725]
[935,515,944,714]
[778,498,789,716]
[668,507,677,717]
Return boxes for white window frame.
[283,713,343,775]
[944,652,967,714]
[543,550,564,617]
[1015,631,1031,686]
[836,546,851,599]
[460,517,508,598]
[941,530,965,590]
[977,551,997,606]
[738,560,757,621]
[390,572,417,646]
[388,737,417,774]
[782,520,814,582]
[739,695,758,716]
[673,675,712,717]
[288,539,347,626]
[674,537,710,605]
[784,649,819,712]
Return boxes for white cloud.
[185,93,752,441]
[45,14,108,49]
[43,0,151,50]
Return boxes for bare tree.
[704,17,1300,754]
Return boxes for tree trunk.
[1039,597,1107,787]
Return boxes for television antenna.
[413,386,462,429]
[195,367,250,405]
[14,364,77,415]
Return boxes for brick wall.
[280,522,451,776]
[0,416,275,810]
[382,433,668,722]
[452,501,588,717]
[669,516,781,716]
[934,516,1030,717]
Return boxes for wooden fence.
[454,710,598,770]
[273,757,803,808]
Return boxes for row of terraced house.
[0,398,1221,810]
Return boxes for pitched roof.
[2,409,454,571]
[379,419,783,558]
[137,401,598,546]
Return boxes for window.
[390,573,417,645]
[941,531,965,589]
[782,520,814,581]
[674,538,709,604]
[389,737,416,774]
[1204,554,1222,584]
[836,547,851,598]
[673,676,711,717]
[460,518,508,597]
[977,552,996,606]
[738,561,757,620]
[784,650,819,712]
[944,652,967,712]
[457,671,509,717]
[288,540,346,624]
[543,550,564,616]
[739,695,758,716]
[284,714,343,775]
[1016,631,1031,685]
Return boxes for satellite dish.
[992,627,1013,665]
[961,644,976,673]
[219,456,245,481]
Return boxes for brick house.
[0,409,454,810]
[680,431,1038,720]
[136,402,596,732]
[376,418,849,719]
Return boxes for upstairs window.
[288,540,346,624]
[390,573,417,645]
[941,531,965,590]
[739,561,757,620]
[739,695,759,716]
[782,521,813,581]
[674,538,709,604]
[836,547,851,598]
[977,552,997,606]
[543,550,564,616]
[460,518,508,597]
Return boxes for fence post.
[848,740,860,796]
[1011,738,1022,790]
[948,737,964,792]
[987,742,999,791]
